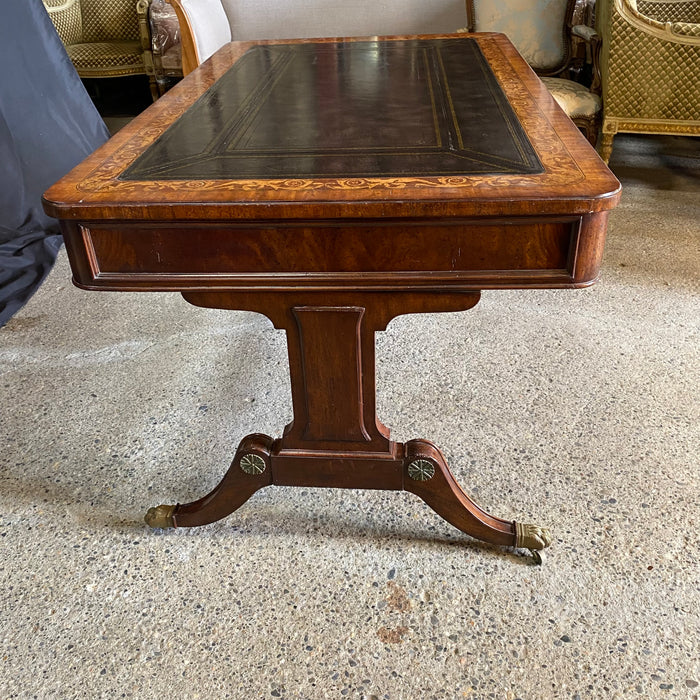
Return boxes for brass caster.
[530,549,544,565]
[145,503,176,529]
[515,522,552,551]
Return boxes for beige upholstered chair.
[596,0,700,162]
[43,0,159,100]
[462,0,603,144]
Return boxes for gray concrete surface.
[1,134,698,699]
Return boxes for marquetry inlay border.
[44,34,620,219]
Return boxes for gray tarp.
[0,0,109,327]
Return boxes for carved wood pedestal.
[143,289,551,557]
[43,34,620,562]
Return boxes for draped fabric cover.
[0,0,109,327]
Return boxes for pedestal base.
[145,433,552,562]
[144,289,552,563]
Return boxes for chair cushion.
[541,77,602,118]
[67,40,143,72]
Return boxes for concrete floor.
[1,134,698,699]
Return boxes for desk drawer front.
[65,215,607,290]
[73,217,584,289]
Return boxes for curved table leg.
[403,439,552,561]
[145,434,273,529]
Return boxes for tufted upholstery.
[597,0,700,162]
[43,0,158,99]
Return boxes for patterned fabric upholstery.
[597,0,700,161]
[67,41,144,72]
[43,0,150,79]
[43,0,82,44]
[672,21,700,35]
[637,0,700,22]
[80,0,139,42]
[603,17,699,120]
[541,77,602,117]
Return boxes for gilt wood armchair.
[596,0,700,162]
[462,0,603,144]
[43,0,159,100]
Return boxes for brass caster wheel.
[515,522,552,550]
[530,548,544,565]
[145,503,176,529]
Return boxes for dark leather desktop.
[123,39,543,181]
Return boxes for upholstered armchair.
[461,0,603,144]
[43,0,158,100]
[596,0,700,162]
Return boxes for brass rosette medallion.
[407,459,436,482]
[239,453,266,475]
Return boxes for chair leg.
[599,132,615,164]
[148,74,159,102]
[573,116,599,147]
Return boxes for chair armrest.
[571,24,598,42]
[136,0,152,53]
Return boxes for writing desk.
[43,34,620,561]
